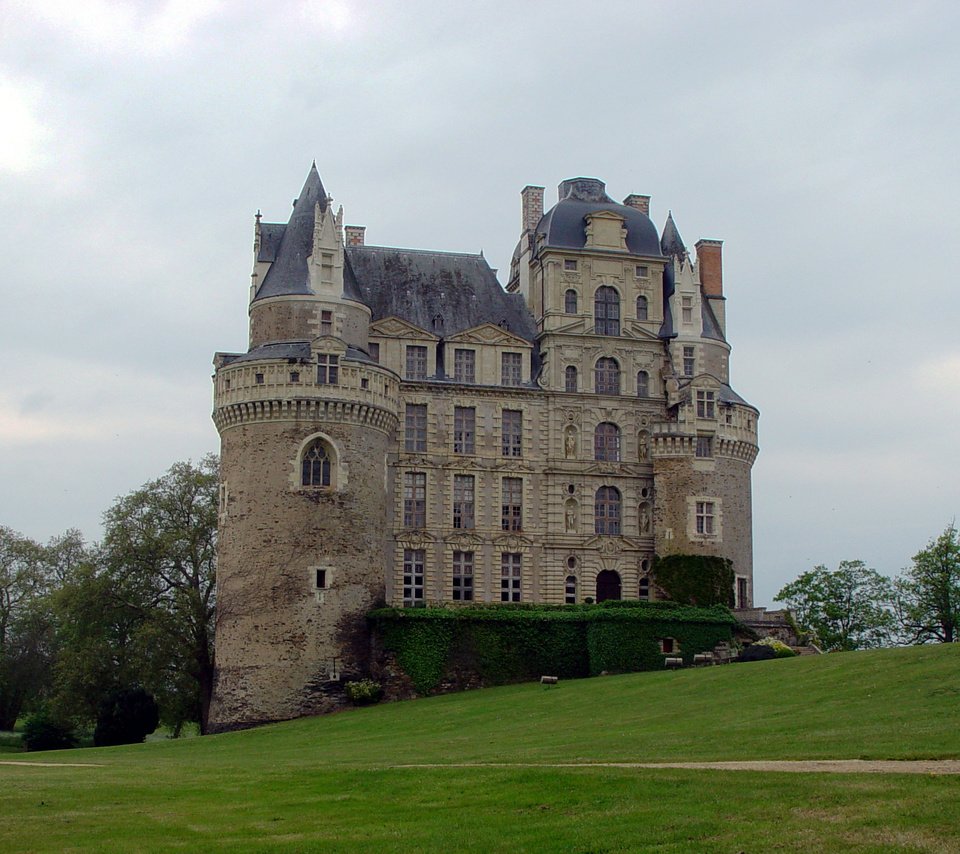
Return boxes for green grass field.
[2,645,959,852]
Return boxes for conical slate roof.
[660,211,686,258]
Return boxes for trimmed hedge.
[370,602,737,694]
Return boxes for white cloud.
[0,71,47,174]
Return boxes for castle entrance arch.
[596,570,622,602]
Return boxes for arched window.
[594,357,620,395]
[594,286,620,336]
[595,486,621,535]
[636,295,648,320]
[565,575,577,604]
[594,422,621,461]
[565,365,578,392]
[301,440,332,487]
[637,370,649,397]
[564,289,578,314]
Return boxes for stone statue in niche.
[639,502,651,536]
[564,499,578,533]
[638,431,649,462]
[564,427,577,459]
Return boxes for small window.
[255,372,264,385]
[636,295,648,320]
[454,349,476,383]
[696,501,715,535]
[368,342,380,363]
[637,370,649,398]
[595,358,620,395]
[317,354,339,385]
[290,371,300,383]
[660,638,675,654]
[594,286,620,336]
[594,422,621,462]
[224,378,231,390]
[453,475,475,530]
[316,568,327,589]
[501,553,522,602]
[564,259,578,271]
[736,577,748,609]
[301,440,332,488]
[681,296,693,324]
[565,365,578,393]
[406,345,428,380]
[454,406,475,454]
[403,472,426,528]
[321,310,333,336]
[639,576,650,600]
[636,265,649,278]
[565,575,577,605]
[453,551,474,601]
[502,410,522,457]
[403,549,425,607]
[361,377,369,389]
[595,486,621,535]
[404,404,427,452]
[501,352,522,386]
[696,436,713,458]
[682,346,695,378]
[696,390,716,419]
[564,289,578,313]
[501,477,522,531]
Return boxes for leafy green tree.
[895,524,960,644]
[652,555,735,607]
[774,561,896,651]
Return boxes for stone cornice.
[214,398,398,434]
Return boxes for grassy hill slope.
[2,645,959,852]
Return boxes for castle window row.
[561,286,650,329]
[400,344,528,386]
[402,548,523,605]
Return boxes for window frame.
[564,365,578,393]
[405,345,428,380]
[594,357,620,395]
[403,472,427,528]
[453,551,474,602]
[301,440,332,488]
[452,474,476,530]
[453,406,476,455]
[501,409,523,458]
[501,477,523,531]
[594,486,622,536]
[404,404,427,453]
[501,352,523,387]
[317,353,339,385]
[594,286,621,336]
[636,295,648,320]
[594,422,621,462]
[500,552,522,602]
[453,348,476,383]
[402,548,425,607]
[564,289,578,314]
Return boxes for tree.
[100,456,218,732]
[774,561,896,652]
[93,687,159,746]
[895,524,960,644]
[652,555,735,607]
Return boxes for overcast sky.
[2,0,958,606]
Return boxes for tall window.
[595,357,620,395]
[737,577,748,608]
[320,310,333,336]
[403,472,426,528]
[696,501,715,535]
[637,370,649,397]
[453,551,474,601]
[564,289,578,314]
[454,349,475,383]
[696,390,716,419]
[453,475,475,529]
[501,553,522,602]
[402,549,425,607]
[406,345,427,380]
[636,295,648,320]
[639,575,651,600]
[502,410,522,457]
[565,365,578,393]
[501,352,522,386]
[301,441,331,487]
[404,404,427,452]
[368,342,380,363]
[453,406,475,454]
[565,575,577,605]
[501,477,522,531]
[681,295,693,324]
[594,422,621,462]
[696,436,713,458]
[317,354,339,385]
[595,486,622,535]
[594,286,620,336]
[683,346,695,377]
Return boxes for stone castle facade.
[208,165,759,730]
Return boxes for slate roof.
[346,245,538,342]
[676,380,755,410]
[219,342,375,366]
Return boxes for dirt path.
[395,760,960,775]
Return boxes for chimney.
[623,194,651,216]
[344,225,366,247]
[695,239,723,296]
[521,185,544,233]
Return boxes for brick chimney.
[622,194,651,216]
[521,185,544,233]
[695,239,723,296]
[344,225,366,247]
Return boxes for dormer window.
[317,354,339,385]
[696,390,716,419]
[681,296,693,324]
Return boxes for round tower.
[208,166,399,731]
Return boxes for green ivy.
[370,603,737,694]
[652,554,736,607]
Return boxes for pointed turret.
[660,211,686,258]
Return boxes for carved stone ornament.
[564,426,578,459]
[637,431,650,462]
[564,499,578,533]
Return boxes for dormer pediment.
[310,337,347,356]
[445,322,532,348]
[370,316,438,340]
[584,210,628,252]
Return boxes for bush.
[93,687,159,747]
[738,643,777,663]
[344,679,383,706]
[22,709,76,752]
[756,637,798,658]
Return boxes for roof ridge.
[350,244,485,260]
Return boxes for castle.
[208,164,759,730]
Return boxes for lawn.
[2,644,959,852]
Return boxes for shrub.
[93,687,159,747]
[738,643,777,663]
[756,637,798,658]
[22,709,76,752]
[344,679,384,706]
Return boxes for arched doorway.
[596,570,622,602]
